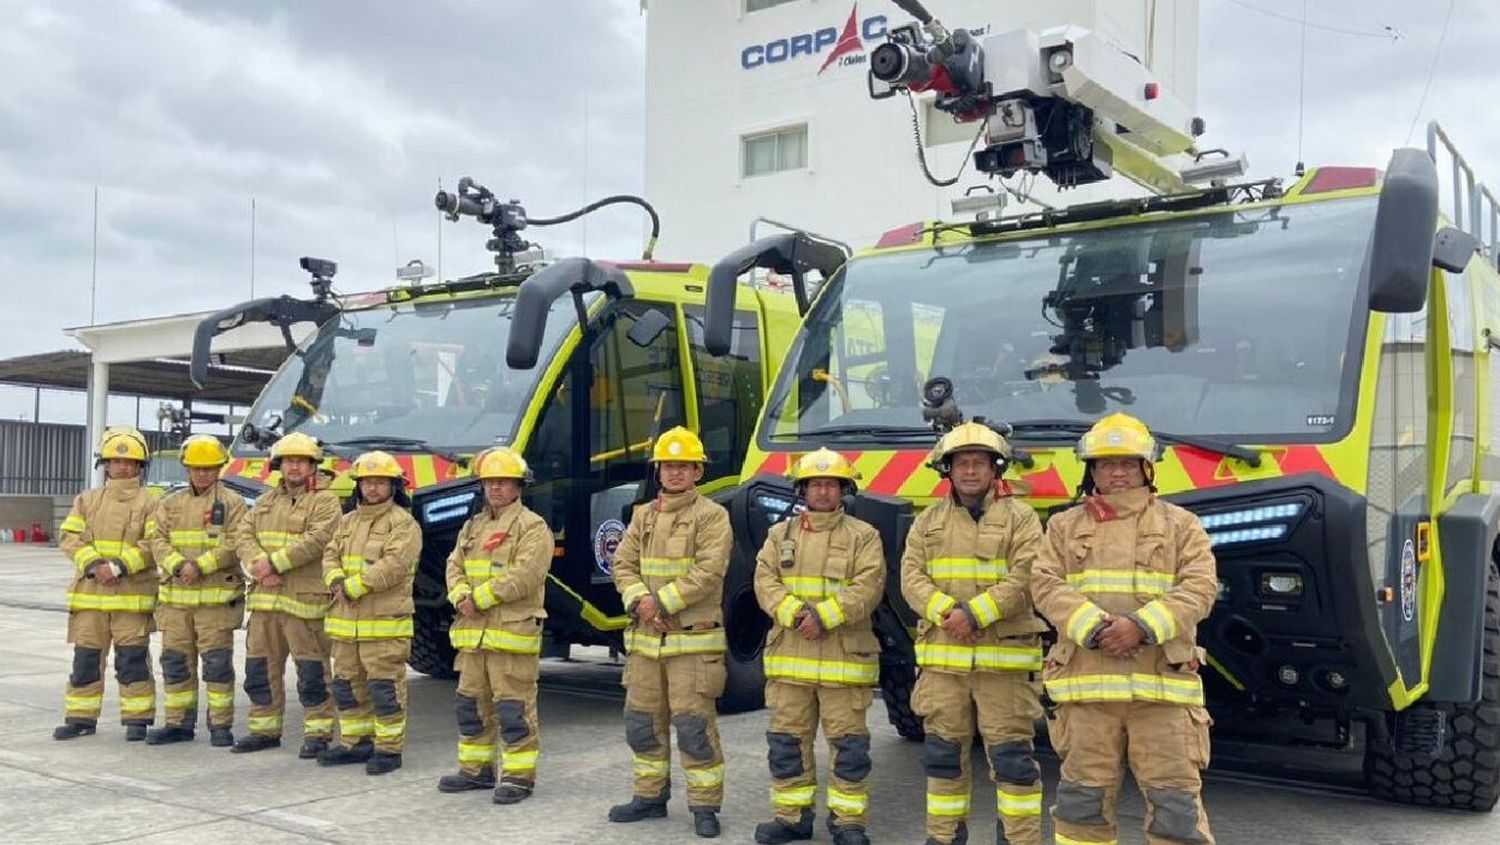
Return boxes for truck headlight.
[1260,572,1304,597]
[422,491,477,525]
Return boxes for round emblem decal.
[815,457,830,470]
[1400,538,1417,623]
[115,443,130,454]
[594,519,626,576]
[668,441,682,456]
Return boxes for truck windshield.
[241,292,589,452]
[762,196,1376,445]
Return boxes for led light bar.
[1208,524,1289,547]
[1198,503,1303,530]
[423,491,477,524]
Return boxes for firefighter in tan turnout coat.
[438,447,553,804]
[901,422,1049,845]
[144,435,247,747]
[608,426,733,839]
[752,448,884,845]
[1032,413,1218,845]
[318,450,422,775]
[54,426,161,742]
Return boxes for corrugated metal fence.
[0,421,174,495]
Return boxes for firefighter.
[231,432,343,756]
[436,447,552,803]
[1031,413,1218,845]
[144,435,248,747]
[752,448,884,845]
[54,426,160,741]
[319,450,422,775]
[608,426,733,839]
[900,422,1048,845]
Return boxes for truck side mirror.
[1432,225,1481,273]
[1368,148,1439,313]
[626,308,672,348]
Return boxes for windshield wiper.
[779,424,938,441]
[1002,419,1262,467]
[326,436,469,466]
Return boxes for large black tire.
[719,553,769,714]
[1365,560,1500,810]
[410,604,458,679]
[879,644,924,741]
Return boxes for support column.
[84,357,109,485]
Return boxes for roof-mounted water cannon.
[870,2,1245,195]
[435,177,536,274]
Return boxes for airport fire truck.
[703,0,1500,809]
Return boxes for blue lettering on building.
[740,14,889,70]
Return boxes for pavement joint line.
[86,772,171,792]
[250,808,339,831]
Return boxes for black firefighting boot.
[299,737,332,759]
[53,722,96,740]
[209,727,234,747]
[828,819,871,845]
[146,726,195,745]
[316,738,372,766]
[492,778,534,804]
[754,808,814,843]
[365,751,402,775]
[693,809,721,838]
[608,792,670,823]
[438,766,496,793]
[124,724,148,742]
[231,734,281,753]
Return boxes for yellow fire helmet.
[350,450,405,483]
[475,447,533,483]
[930,421,1012,475]
[96,425,149,464]
[1076,413,1159,462]
[650,426,707,464]
[788,447,861,489]
[180,434,230,468]
[269,431,323,466]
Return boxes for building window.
[742,125,808,177]
[746,0,797,12]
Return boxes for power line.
[1217,0,1399,40]
[1405,0,1458,145]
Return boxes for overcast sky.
[1,0,1496,426]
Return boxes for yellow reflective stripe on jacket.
[764,654,877,686]
[339,555,367,572]
[448,583,474,605]
[1066,602,1108,646]
[449,626,543,654]
[1066,569,1175,596]
[463,558,499,580]
[639,556,694,577]
[1044,672,1204,705]
[168,530,217,547]
[72,545,103,571]
[160,551,187,574]
[324,616,413,639]
[1135,599,1178,643]
[624,627,726,658]
[968,593,1002,627]
[925,557,1009,580]
[245,592,329,619]
[924,592,958,625]
[814,598,845,629]
[343,573,370,600]
[472,580,501,610]
[255,530,299,550]
[658,582,687,614]
[158,584,240,606]
[93,540,147,574]
[66,592,155,612]
[915,642,1043,672]
[621,582,651,608]
[773,595,803,628]
[195,550,221,575]
[60,514,86,533]
[783,575,846,599]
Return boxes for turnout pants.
[622,652,727,810]
[243,611,334,741]
[1048,701,1214,845]
[63,610,155,727]
[764,680,873,828]
[156,603,242,730]
[454,650,541,785]
[330,638,411,754]
[913,669,1045,845]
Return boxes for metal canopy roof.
[0,348,284,405]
